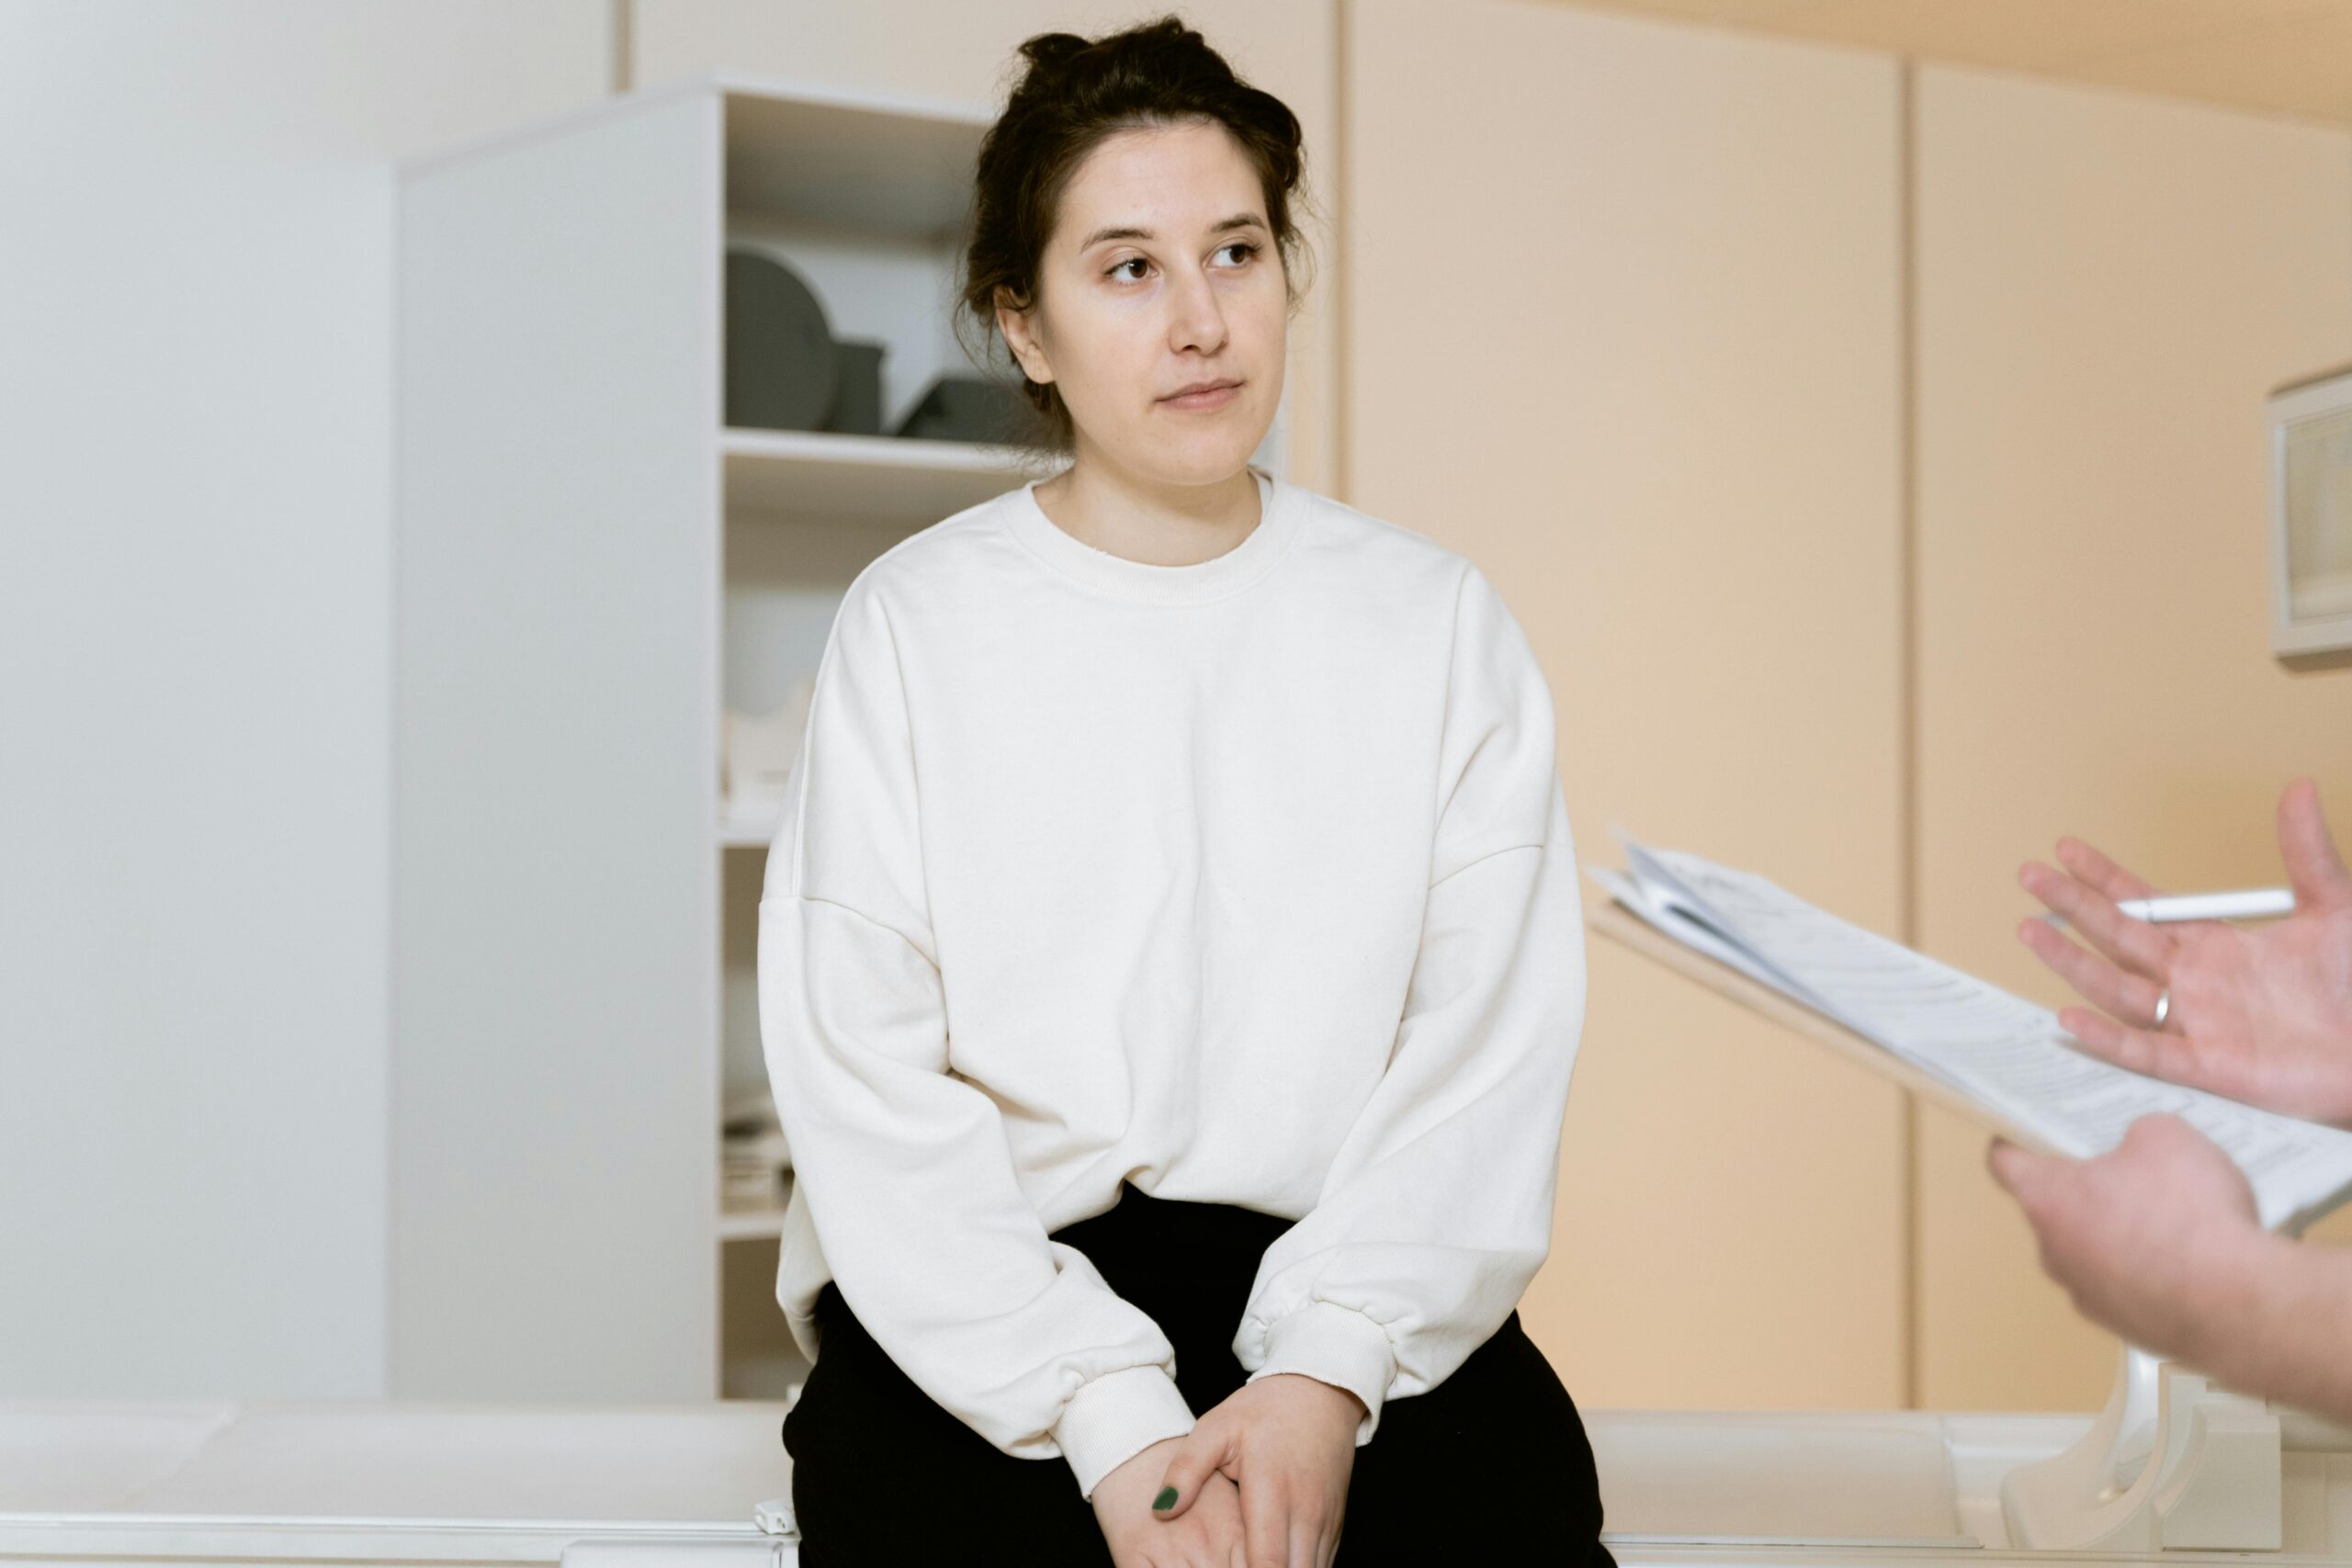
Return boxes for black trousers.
[783,1180,1613,1565]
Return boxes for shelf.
[722,78,992,232]
[721,426,1046,521]
[400,64,1015,1404]
[718,806,782,849]
[720,1197,788,1243]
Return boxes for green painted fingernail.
[1153,1485,1179,1511]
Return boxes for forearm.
[1236,826,1584,1438]
[2191,1228,2352,1423]
[763,893,1194,1495]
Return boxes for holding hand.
[1991,1112,2352,1422]
[2016,778,2352,1127]
[1986,1114,2267,1367]
[1136,1371,1363,1568]
[1093,1434,1247,1568]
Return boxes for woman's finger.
[1238,1480,1288,1568]
[1154,1433,1228,1522]
[2018,917,2166,1022]
[2019,862,2173,979]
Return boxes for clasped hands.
[1091,1371,1365,1568]
[1990,778,2352,1387]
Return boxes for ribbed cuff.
[1052,1363,1196,1501]
[1245,1301,1396,1445]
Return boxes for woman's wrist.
[1260,1369,1367,1422]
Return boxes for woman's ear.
[995,287,1052,386]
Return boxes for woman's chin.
[1134,425,1272,481]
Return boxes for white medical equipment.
[8,1388,2352,1563]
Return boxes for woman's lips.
[1161,381,1240,411]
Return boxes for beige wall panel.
[1915,63,2352,1410]
[629,0,1341,495]
[1352,0,1906,1406]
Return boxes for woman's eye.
[1106,243,1257,282]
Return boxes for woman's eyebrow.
[1075,212,1266,250]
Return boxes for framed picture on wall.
[2270,364,2352,659]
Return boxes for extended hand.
[1987,1114,2266,1365]
[1150,1371,1363,1568]
[2016,778,2352,1127]
[1093,1434,1246,1568]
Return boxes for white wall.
[1348,0,1909,1407]
[1912,62,2352,1410]
[0,0,608,1395]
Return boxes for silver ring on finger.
[2153,987,2171,1030]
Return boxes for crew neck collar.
[1003,464,1302,605]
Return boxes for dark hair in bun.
[953,15,1318,455]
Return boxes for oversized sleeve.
[757,576,1197,1500]
[1229,561,1589,1444]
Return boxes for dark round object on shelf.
[726,248,836,432]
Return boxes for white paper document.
[1594,834,2352,1235]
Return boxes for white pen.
[2041,886,2297,928]
[2116,887,2298,923]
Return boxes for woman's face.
[999,118,1287,487]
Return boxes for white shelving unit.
[394,69,1288,1404]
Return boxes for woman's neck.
[1031,453,1262,568]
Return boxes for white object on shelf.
[722,1135,790,1195]
[720,1090,790,1237]
[751,1494,797,1540]
[722,676,813,818]
[721,1086,792,1223]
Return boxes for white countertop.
[5,1396,2348,1565]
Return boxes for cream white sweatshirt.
[757,463,1588,1501]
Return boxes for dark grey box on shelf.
[824,340,886,435]
[893,373,1028,444]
